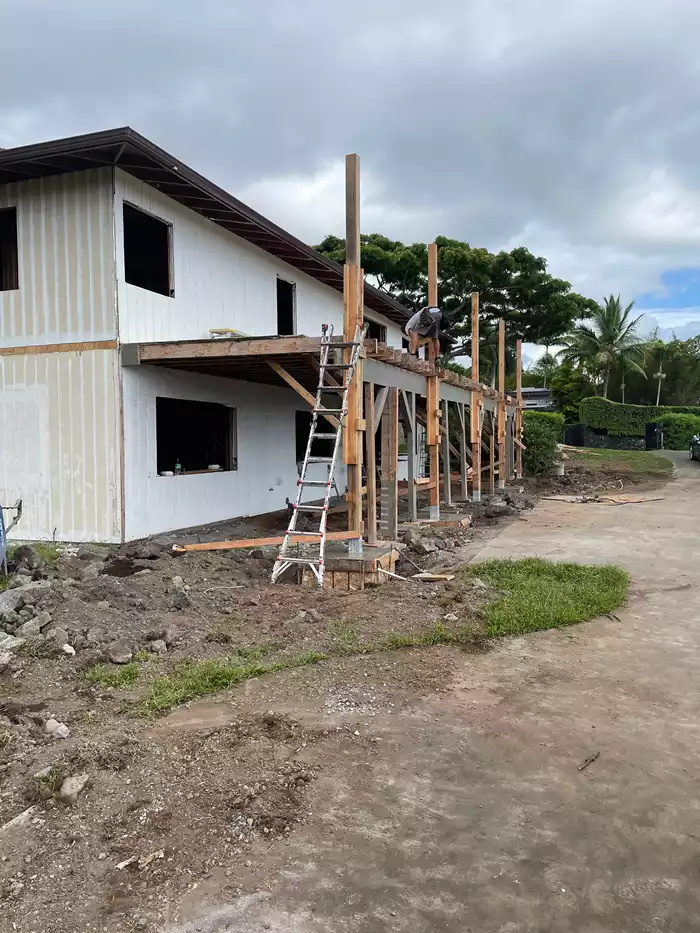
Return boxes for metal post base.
[471,491,481,503]
[348,537,364,555]
[429,506,440,520]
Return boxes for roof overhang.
[0,127,410,326]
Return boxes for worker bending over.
[404,306,442,358]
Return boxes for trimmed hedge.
[579,397,700,437]
[658,413,700,450]
[522,411,564,475]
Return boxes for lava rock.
[46,627,70,646]
[170,591,190,611]
[80,563,101,582]
[34,610,53,630]
[8,574,32,590]
[77,544,109,562]
[45,718,70,739]
[12,544,43,574]
[107,638,133,664]
[59,773,90,804]
[95,601,110,611]
[17,618,42,638]
[148,639,167,655]
[412,537,438,556]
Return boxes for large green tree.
[610,333,700,405]
[557,295,646,399]
[313,234,597,356]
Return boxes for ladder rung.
[287,531,323,537]
[324,341,361,348]
[325,363,353,370]
[317,385,345,392]
[298,480,332,487]
[316,408,345,414]
[276,557,322,565]
[295,504,326,512]
[306,456,333,463]
[311,432,337,439]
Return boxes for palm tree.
[557,295,646,399]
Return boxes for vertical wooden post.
[343,154,364,549]
[515,338,523,479]
[470,293,481,501]
[427,241,440,519]
[458,402,468,500]
[365,382,377,546]
[441,398,452,508]
[402,390,418,522]
[380,387,399,539]
[497,317,506,490]
[489,415,496,496]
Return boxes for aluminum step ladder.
[271,323,365,586]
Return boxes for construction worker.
[404,305,443,358]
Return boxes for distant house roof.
[0,127,410,327]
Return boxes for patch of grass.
[567,448,674,475]
[463,558,628,637]
[235,644,276,662]
[133,648,150,662]
[32,542,62,564]
[84,662,141,689]
[328,620,369,655]
[15,638,64,660]
[0,575,9,593]
[141,650,328,714]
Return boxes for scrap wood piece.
[577,751,600,772]
[173,530,360,553]
[413,572,456,582]
[598,495,664,505]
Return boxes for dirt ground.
[1,456,693,932]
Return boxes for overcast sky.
[3,0,700,341]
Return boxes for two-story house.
[0,128,412,543]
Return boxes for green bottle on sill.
[175,458,182,474]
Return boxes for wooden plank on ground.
[173,530,361,552]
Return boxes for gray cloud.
[3,0,700,312]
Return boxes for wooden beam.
[498,318,506,489]
[458,402,468,500]
[442,399,452,508]
[379,387,399,539]
[427,242,440,519]
[428,242,438,307]
[344,155,364,545]
[0,339,118,357]
[489,417,496,496]
[173,530,360,552]
[345,154,361,265]
[373,385,389,433]
[515,338,523,479]
[365,383,378,546]
[405,391,418,521]
[266,361,340,428]
[137,335,325,362]
[470,294,482,501]
[471,293,480,383]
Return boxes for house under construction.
[0,128,522,565]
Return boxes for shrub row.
[579,397,700,437]
[522,411,564,475]
[658,413,700,450]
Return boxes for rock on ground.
[107,638,134,664]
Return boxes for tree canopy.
[313,233,597,355]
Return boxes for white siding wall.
[122,365,348,541]
[113,169,399,346]
[0,350,122,542]
[0,168,116,347]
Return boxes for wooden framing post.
[441,398,452,508]
[427,241,440,519]
[457,402,468,500]
[365,382,378,546]
[343,154,364,551]
[406,391,418,522]
[379,387,399,539]
[515,338,523,479]
[470,293,482,502]
[497,317,506,490]
[489,414,496,496]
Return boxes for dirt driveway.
[163,452,700,933]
